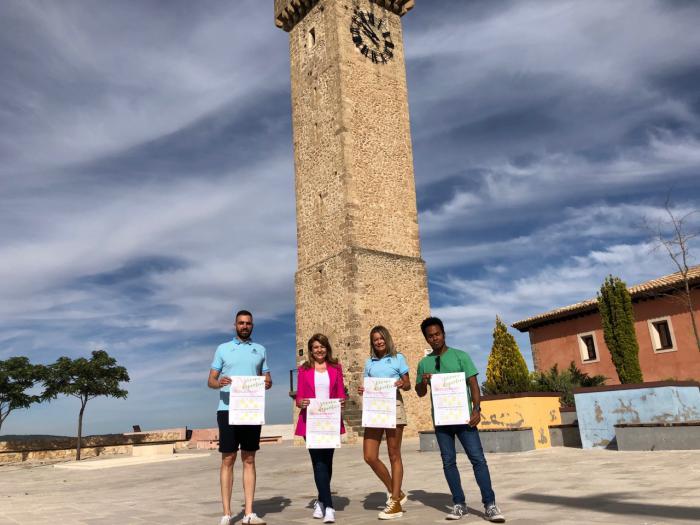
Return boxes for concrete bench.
[615,421,700,451]
[419,427,535,453]
[548,423,582,448]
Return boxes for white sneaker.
[218,516,231,525]
[323,507,336,523]
[446,503,467,520]
[241,513,266,525]
[313,500,325,519]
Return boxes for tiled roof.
[512,265,700,332]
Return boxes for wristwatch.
[473,404,481,412]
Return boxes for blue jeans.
[308,448,335,509]
[435,424,495,507]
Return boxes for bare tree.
[650,196,700,352]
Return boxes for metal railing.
[288,368,296,399]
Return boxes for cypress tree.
[484,317,531,394]
[597,275,643,384]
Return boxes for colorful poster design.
[362,377,397,428]
[228,376,266,425]
[306,399,341,449]
[430,372,469,426]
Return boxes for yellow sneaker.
[378,498,403,520]
[385,491,408,506]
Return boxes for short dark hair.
[420,316,444,336]
[235,309,253,321]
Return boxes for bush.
[530,361,607,406]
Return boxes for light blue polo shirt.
[363,352,410,379]
[211,338,269,411]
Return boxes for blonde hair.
[369,325,397,358]
[302,333,340,369]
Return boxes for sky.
[1,0,699,436]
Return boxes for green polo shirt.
[417,347,479,419]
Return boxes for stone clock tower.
[274,0,431,435]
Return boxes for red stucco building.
[513,266,700,383]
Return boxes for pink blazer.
[294,363,347,438]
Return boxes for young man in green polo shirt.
[416,317,505,522]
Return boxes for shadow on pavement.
[362,491,388,510]
[514,492,700,520]
[408,489,485,518]
[230,495,292,521]
[303,495,351,512]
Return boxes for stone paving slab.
[1,439,699,524]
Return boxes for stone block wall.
[285,0,433,438]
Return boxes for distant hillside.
[0,435,73,441]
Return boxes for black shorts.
[217,411,262,453]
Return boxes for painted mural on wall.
[574,384,700,449]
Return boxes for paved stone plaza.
[1,438,699,524]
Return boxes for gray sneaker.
[484,503,505,522]
[446,503,467,520]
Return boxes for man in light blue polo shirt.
[208,310,272,525]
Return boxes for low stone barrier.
[0,427,189,464]
[132,443,175,457]
[548,423,582,448]
[615,421,700,451]
[0,445,132,464]
[419,427,535,453]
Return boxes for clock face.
[349,10,394,64]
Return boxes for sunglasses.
[435,355,441,371]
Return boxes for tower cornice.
[274,0,414,32]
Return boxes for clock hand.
[359,18,380,39]
[361,27,380,45]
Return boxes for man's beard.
[237,329,252,340]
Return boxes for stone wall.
[0,428,188,464]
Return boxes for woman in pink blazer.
[295,333,347,523]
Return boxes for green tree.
[597,275,643,383]
[483,317,531,394]
[0,357,45,433]
[44,350,129,460]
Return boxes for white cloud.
[0,0,289,176]
[432,240,675,373]
[419,130,700,236]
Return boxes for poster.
[362,377,397,428]
[306,399,341,449]
[430,372,470,426]
[228,376,266,425]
